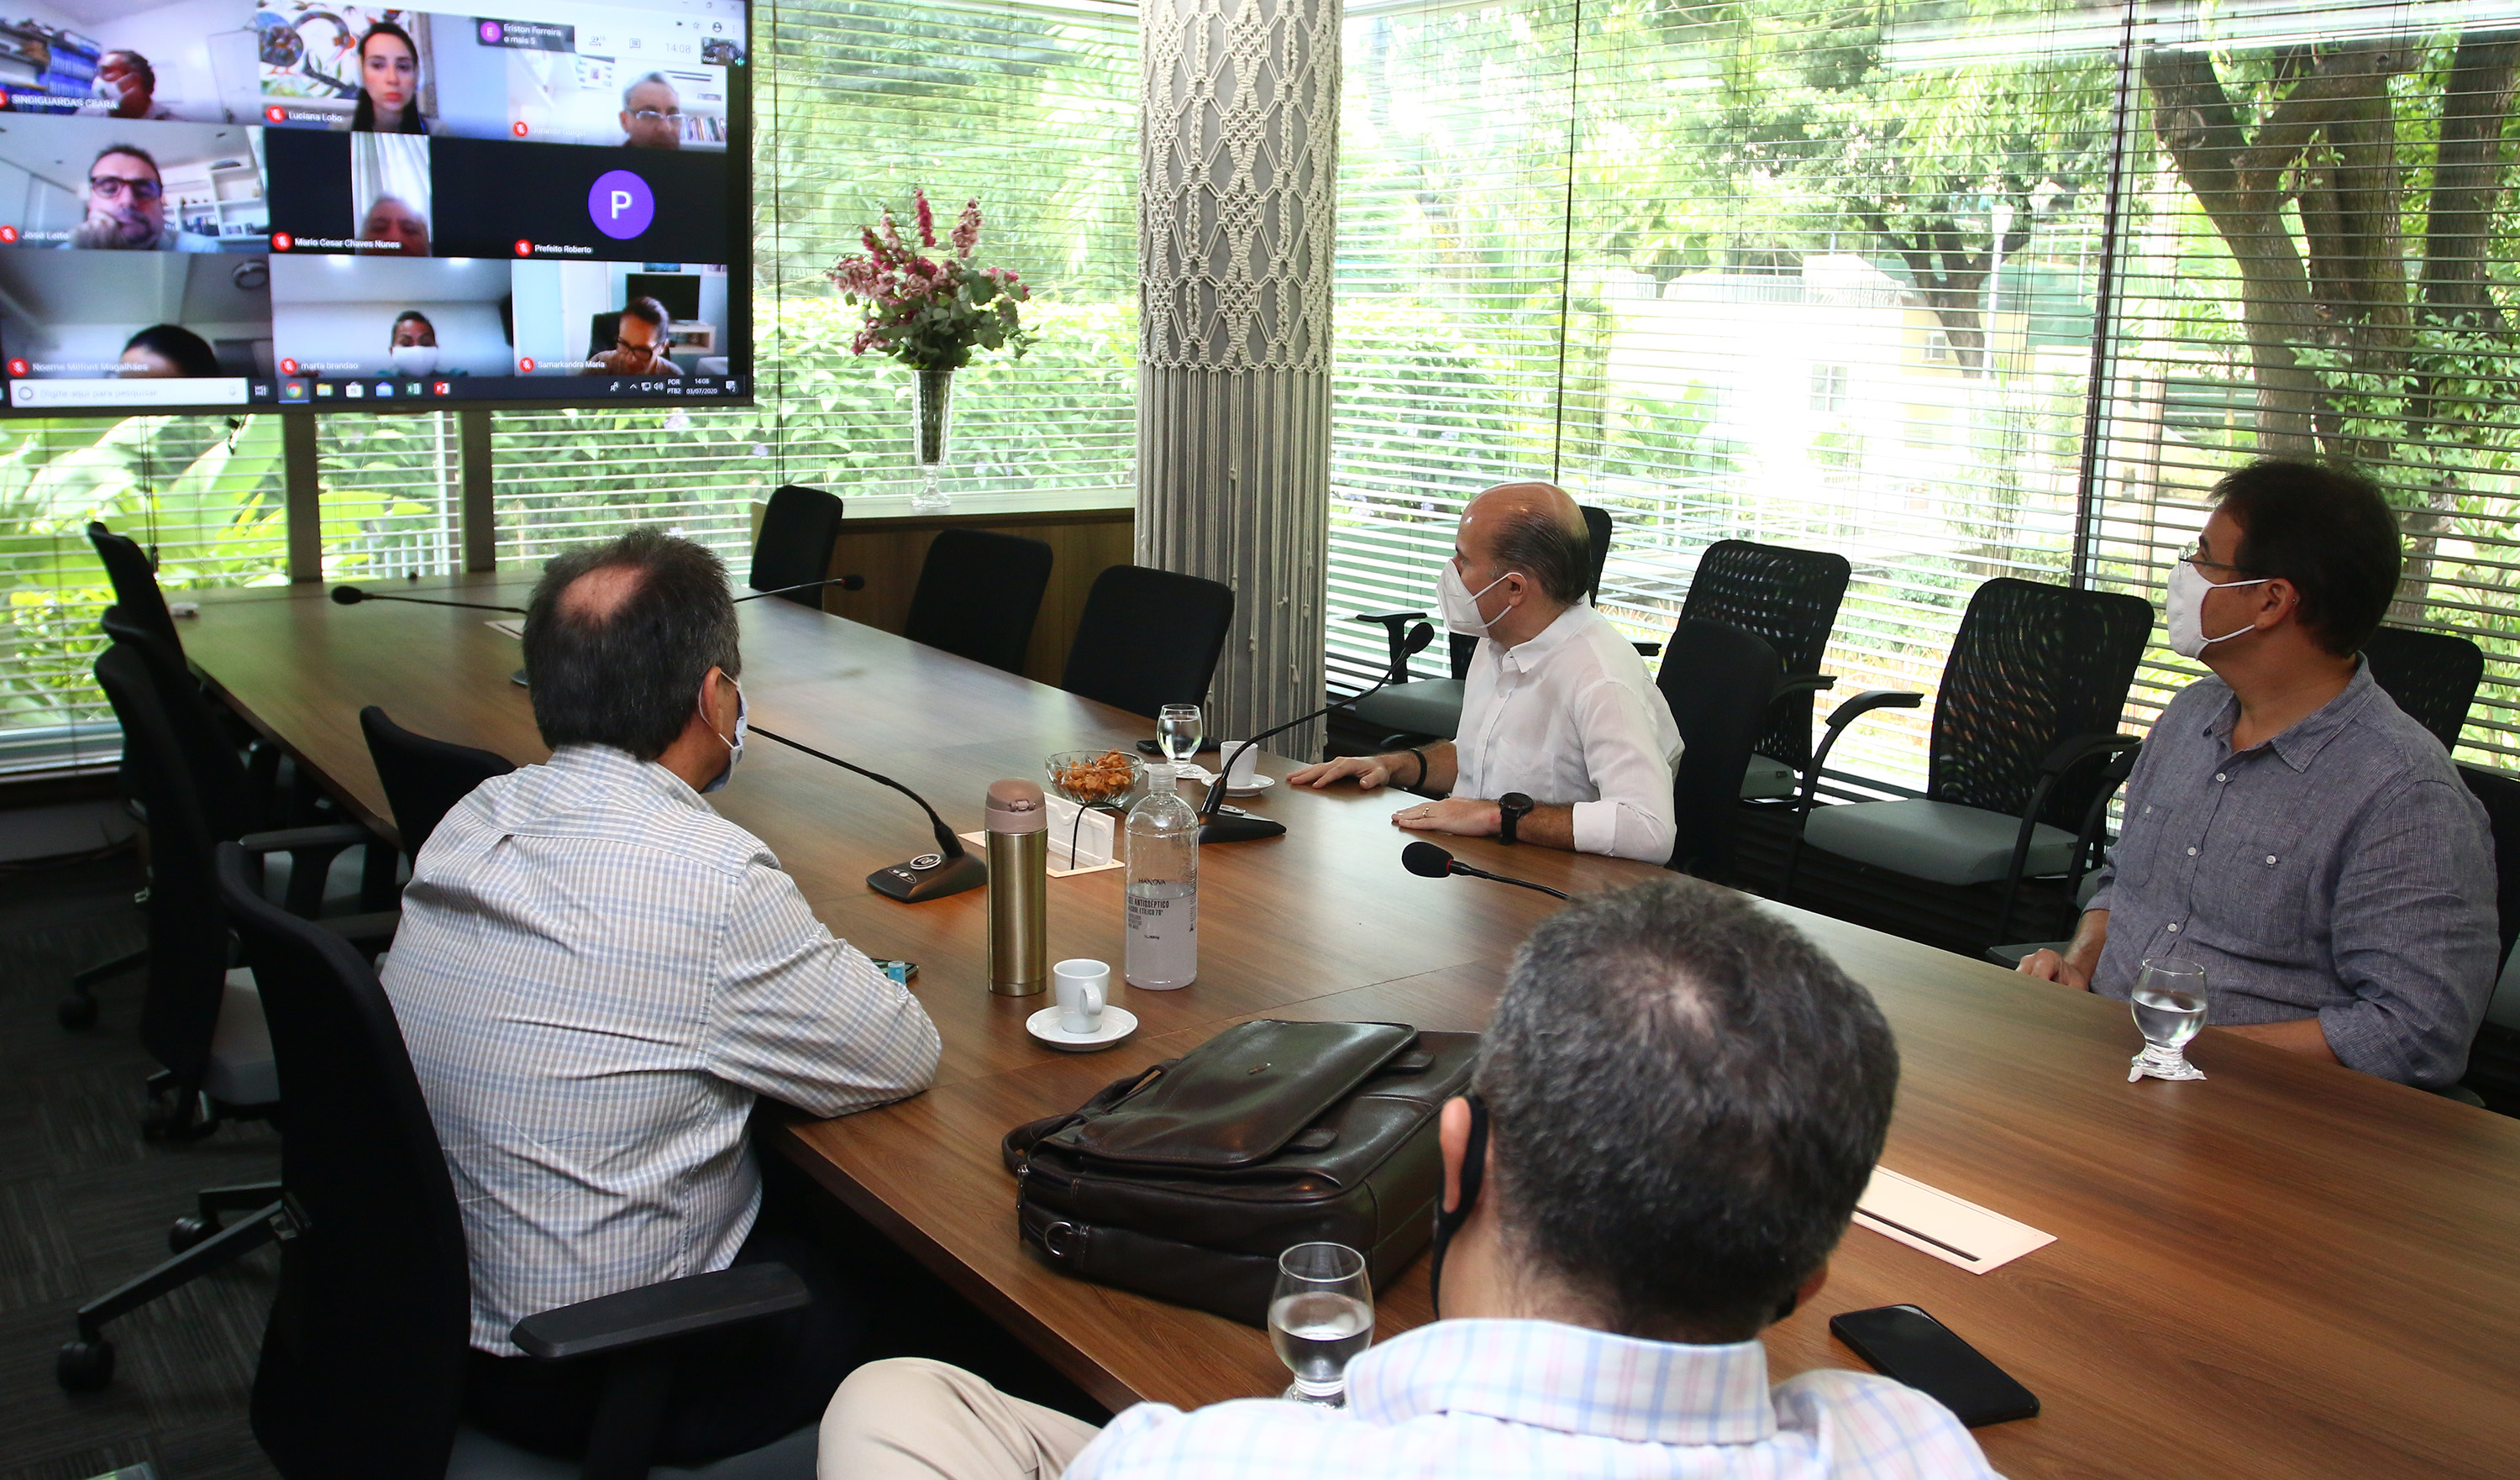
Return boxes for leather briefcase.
[1001,1019,1479,1327]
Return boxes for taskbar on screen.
[5,374,749,414]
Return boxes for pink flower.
[914,188,937,248]
[953,199,980,259]
[879,210,903,251]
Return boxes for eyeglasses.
[629,108,685,123]
[614,338,664,353]
[89,175,161,202]
[2176,542,2256,575]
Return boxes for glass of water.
[1268,1241,1373,1406]
[2129,956,2209,1082]
[1156,704,1204,768]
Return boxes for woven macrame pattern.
[1140,0,1339,371]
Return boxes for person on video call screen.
[582,297,684,376]
[360,196,431,256]
[349,23,430,134]
[66,145,218,251]
[388,309,462,376]
[97,50,174,121]
[120,323,219,377]
[621,73,684,149]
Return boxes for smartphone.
[869,958,919,986]
[1828,1304,2039,1427]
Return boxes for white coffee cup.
[1053,958,1108,1035]
[1219,742,1261,789]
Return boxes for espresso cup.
[1220,743,1261,789]
[1053,958,1108,1035]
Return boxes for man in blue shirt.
[817,877,2000,1480]
[2022,459,2497,1089]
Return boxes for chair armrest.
[236,823,377,854]
[1797,690,1924,813]
[1350,610,1428,625]
[1772,673,1837,699]
[1632,642,1662,659]
[1350,611,1433,683]
[2036,732,2142,777]
[511,1262,810,1362]
[315,911,400,948]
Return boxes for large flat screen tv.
[0,0,749,417]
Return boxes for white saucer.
[1026,1004,1139,1052]
[1226,774,1278,795]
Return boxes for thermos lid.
[985,778,1047,833]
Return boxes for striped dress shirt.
[1064,1318,1999,1480]
[380,743,941,1353]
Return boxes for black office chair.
[88,519,181,652]
[1784,577,2153,945]
[1346,505,1621,743]
[2364,625,2485,755]
[902,528,1054,674]
[361,706,517,865]
[1676,540,1851,800]
[210,842,820,1479]
[1657,617,1781,881]
[1061,564,1236,719]
[748,485,845,606]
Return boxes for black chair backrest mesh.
[213,842,470,1478]
[88,520,181,653]
[101,606,265,839]
[1678,540,1851,767]
[96,639,234,1089]
[1657,618,1780,880]
[749,484,846,605]
[1062,565,1236,719]
[2458,765,2520,971]
[2364,625,2483,754]
[360,706,515,859]
[905,528,1056,674]
[1441,503,1620,682]
[1930,578,2153,825]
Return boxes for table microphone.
[749,725,988,903]
[330,584,524,614]
[1197,621,1436,844]
[1400,841,1571,900]
[736,574,867,603]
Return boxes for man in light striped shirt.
[818,877,2000,1480]
[380,530,940,1466]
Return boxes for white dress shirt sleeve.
[1567,678,1680,863]
[705,858,942,1117]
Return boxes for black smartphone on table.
[1829,1304,2040,1427]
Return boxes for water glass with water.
[1268,1241,1373,1405]
[2129,956,2209,1082]
[1156,704,1203,767]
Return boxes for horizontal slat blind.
[2089,0,2520,769]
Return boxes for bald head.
[523,530,740,759]
[558,562,648,622]
[1462,480,1591,606]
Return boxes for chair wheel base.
[57,992,97,1030]
[170,1215,215,1254]
[56,1339,114,1392]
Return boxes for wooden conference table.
[181,575,2520,1479]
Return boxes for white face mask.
[1436,560,1518,638]
[388,343,439,375]
[700,681,746,793]
[2163,558,2271,659]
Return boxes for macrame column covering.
[1138,0,1339,748]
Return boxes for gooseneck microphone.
[748,725,988,903]
[330,584,525,614]
[1195,621,1437,845]
[736,574,867,604]
[1400,841,1571,900]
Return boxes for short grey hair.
[1476,875,1898,1339]
[622,71,677,108]
[1488,502,1591,605]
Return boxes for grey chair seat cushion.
[1740,753,1797,799]
[449,1420,818,1479]
[1347,679,1464,742]
[202,968,279,1108]
[1803,799,2076,887]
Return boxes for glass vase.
[911,366,953,512]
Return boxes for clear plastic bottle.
[1124,763,1200,989]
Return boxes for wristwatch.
[1497,792,1535,845]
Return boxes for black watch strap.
[1498,791,1533,845]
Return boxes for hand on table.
[2016,948,2092,990]
[1289,754,1399,790]
[1391,796,1502,838]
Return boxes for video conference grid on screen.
[0,0,746,414]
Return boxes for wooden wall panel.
[810,506,1136,685]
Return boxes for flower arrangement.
[825,189,1036,371]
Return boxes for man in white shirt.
[816,876,2001,1480]
[1289,481,1683,863]
[381,530,941,1465]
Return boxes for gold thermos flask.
[985,778,1048,995]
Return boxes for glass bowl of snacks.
[1044,748,1144,811]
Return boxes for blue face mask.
[701,680,746,794]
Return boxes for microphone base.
[1197,815,1287,845]
[868,850,987,902]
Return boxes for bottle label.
[1126,888,1196,938]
